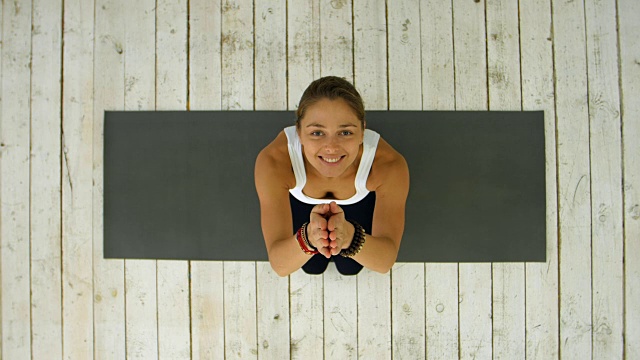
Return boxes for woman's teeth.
[322,157,341,163]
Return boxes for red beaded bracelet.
[296,222,319,255]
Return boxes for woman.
[255,76,409,276]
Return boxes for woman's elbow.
[367,254,397,274]
[374,260,396,274]
[377,248,399,274]
[268,255,293,277]
[271,264,292,277]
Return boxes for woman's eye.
[340,131,353,136]
[311,131,323,136]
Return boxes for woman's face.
[298,97,365,179]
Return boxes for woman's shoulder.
[258,129,287,157]
[374,136,407,168]
[255,130,295,189]
[368,136,409,190]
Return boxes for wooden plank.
[256,263,290,359]
[324,268,358,359]
[387,0,422,110]
[30,0,63,358]
[420,2,458,359]
[286,3,324,359]
[452,0,491,359]
[124,0,156,110]
[491,266,525,357]
[156,1,190,358]
[123,0,158,358]
[221,0,254,110]
[387,1,424,358]
[223,263,258,359]
[254,2,289,359]
[287,0,320,107]
[255,0,286,110]
[190,263,225,359]
[391,264,425,358]
[486,1,525,359]
[353,0,387,110]
[93,0,126,358]
[584,0,625,358]
[189,0,222,110]
[452,0,487,110]
[61,0,95,358]
[458,264,492,360]
[319,0,353,77]
[0,0,32,358]
[221,2,257,359]
[618,0,640,358]
[552,0,593,358]
[519,0,559,358]
[486,0,521,107]
[188,1,224,358]
[356,270,391,360]
[353,3,391,359]
[156,0,188,110]
[424,264,458,360]
[156,262,190,359]
[289,272,324,360]
[124,261,158,360]
[421,0,454,111]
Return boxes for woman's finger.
[310,212,328,230]
[318,246,332,258]
[329,201,343,215]
[311,203,331,216]
[308,227,330,249]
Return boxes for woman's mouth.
[320,156,344,164]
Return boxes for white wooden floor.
[0,0,638,359]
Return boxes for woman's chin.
[315,160,349,178]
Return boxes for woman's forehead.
[301,99,361,125]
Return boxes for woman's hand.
[327,202,355,256]
[308,202,355,257]
[308,203,332,258]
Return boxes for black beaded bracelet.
[341,220,366,257]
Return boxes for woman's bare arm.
[351,157,409,273]
[254,137,315,276]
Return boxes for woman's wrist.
[303,223,317,250]
[340,220,366,257]
[345,221,356,249]
[296,222,318,255]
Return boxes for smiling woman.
[255,76,409,276]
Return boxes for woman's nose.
[323,137,339,152]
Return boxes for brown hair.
[296,76,365,129]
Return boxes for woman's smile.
[319,155,345,164]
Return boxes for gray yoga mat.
[104,110,546,263]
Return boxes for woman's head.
[295,77,367,179]
[296,76,365,129]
